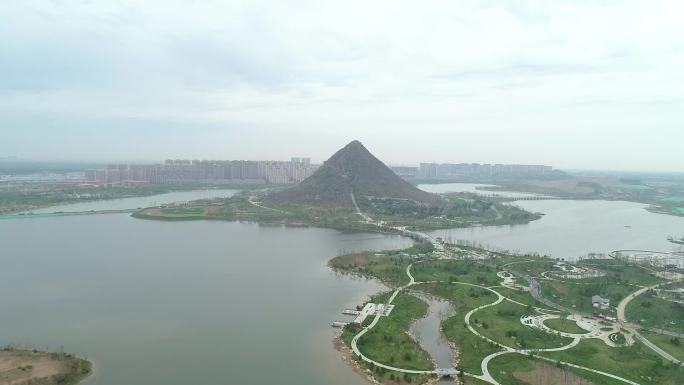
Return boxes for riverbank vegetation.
[0,182,255,215]
[413,173,684,218]
[416,282,502,374]
[341,292,433,384]
[0,347,92,385]
[132,190,542,233]
[329,243,434,287]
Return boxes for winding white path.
[616,280,684,364]
[344,204,651,385]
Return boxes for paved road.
[616,280,683,364]
[248,195,288,213]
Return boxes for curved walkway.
[617,280,683,364]
[345,206,650,385]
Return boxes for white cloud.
[1,0,683,170]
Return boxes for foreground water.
[0,214,410,385]
[2,189,684,384]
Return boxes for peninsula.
[0,348,92,385]
[133,141,540,232]
[329,236,684,385]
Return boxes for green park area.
[540,339,683,385]
[543,317,589,334]
[475,301,573,350]
[625,291,684,335]
[341,291,433,384]
[329,243,684,385]
[133,190,542,233]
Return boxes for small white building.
[592,295,610,310]
[349,303,394,328]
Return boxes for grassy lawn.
[160,206,205,215]
[576,259,666,286]
[543,317,589,334]
[411,259,500,286]
[541,279,634,314]
[489,352,631,385]
[343,292,434,372]
[639,331,684,362]
[506,260,558,276]
[626,292,684,334]
[329,252,414,287]
[414,282,502,374]
[462,376,495,385]
[494,287,554,311]
[540,339,684,385]
[474,301,574,350]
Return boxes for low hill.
[268,140,441,207]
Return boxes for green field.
[330,253,413,287]
[494,287,554,311]
[625,292,684,334]
[543,317,589,334]
[639,331,684,362]
[506,260,557,276]
[540,339,684,385]
[541,280,635,314]
[474,301,573,350]
[343,292,433,371]
[489,352,633,385]
[411,259,500,286]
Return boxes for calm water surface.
[0,215,410,385]
[409,293,455,369]
[31,189,239,213]
[427,199,684,259]
[2,190,684,385]
[418,183,541,198]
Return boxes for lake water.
[2,189,684,384]
[31,189,239,213]
[418,183,542,198]
[0,214,410,385]
[427,199,684,260]
[409,293,455,369]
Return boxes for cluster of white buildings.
[85,157,318,186]
[419,162,553,179]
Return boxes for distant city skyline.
[2,1,683,172]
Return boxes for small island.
[0,347,92,385]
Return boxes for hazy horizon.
[2,1,683,172]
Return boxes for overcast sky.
[1,0,683,171]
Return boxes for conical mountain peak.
[269,140,441,206]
